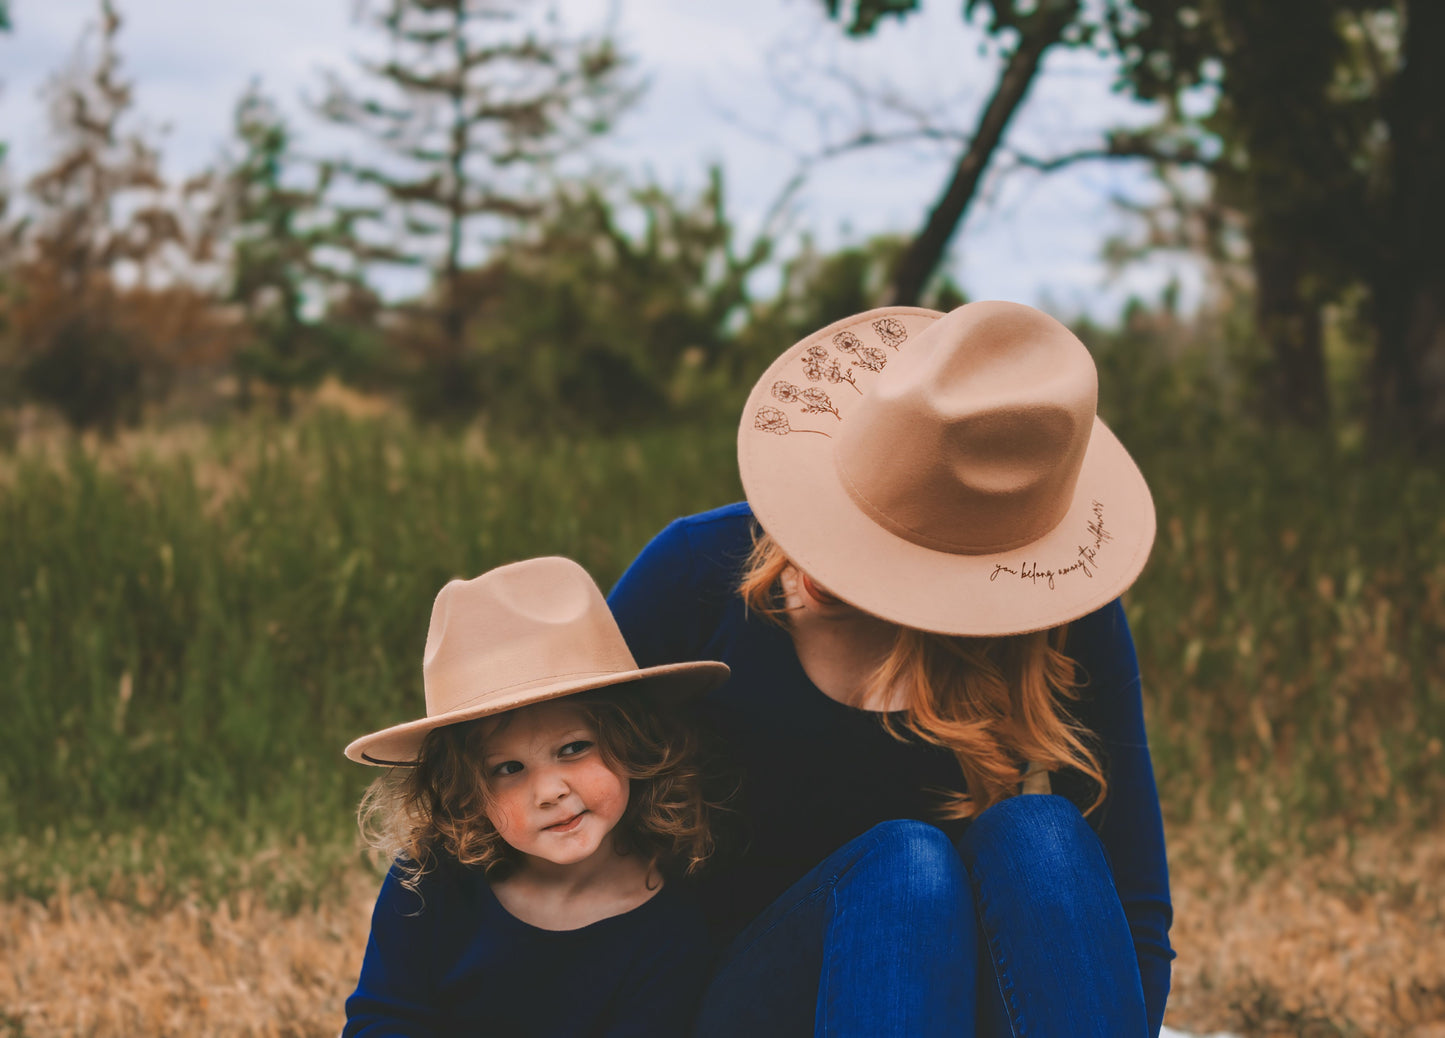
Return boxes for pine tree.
[0,0,11,166]
[318,0,634,416]
[216,83,338,416]
[8,0,227,431]
[15,0,173,429]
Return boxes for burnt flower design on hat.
[772,380,841,420]
[739,301,1155,636]
[770,380,801,404]
[754,405,832,438]
[833,332,887,372]
[872,317,908,348]
[799,387,842,416]
[989,502,1115,590]
[802,344,860,394]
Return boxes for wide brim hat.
[345,557,729,766]
[738,301,1155,636]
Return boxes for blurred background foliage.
[0,0,1441,907]
[0,0,1440,446]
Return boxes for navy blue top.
[345,857,714,1037]
[607,502,1174,1035]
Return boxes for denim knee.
[958,794,1114,907]
[847,820,966,904]
[963,793,1093,857]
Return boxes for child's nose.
[536,768,570,804]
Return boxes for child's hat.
[738,300,1156,636]
[344,557,729,766]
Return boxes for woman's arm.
[1070,599,1175,1037]
[608,505,747,666]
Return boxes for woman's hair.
[740,528,1106,821]
[358,688,721,892]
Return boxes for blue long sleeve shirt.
[345,857,714,1037]
[608,502,1174,1035]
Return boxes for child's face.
[477,699,629,869]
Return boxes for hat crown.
[835,302,1097,554]
[423,557,637,718]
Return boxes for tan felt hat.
[345,557,729,766]
[738,300,1156,636]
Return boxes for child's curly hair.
[358,687,722,892]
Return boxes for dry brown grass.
[0,871,376,1038]
[1166,826,1445,1037]
[2,829,1442,1038]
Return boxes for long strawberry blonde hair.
[739,528,1106,821]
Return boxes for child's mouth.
[544,812,586,833]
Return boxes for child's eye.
[558,740,593,758]
[491,761,523,777]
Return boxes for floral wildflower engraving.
[825,362,859,394]
[803,344,860,394]
[801,344,828,382]
[987,501,1111,589]
[833,332,887,372]
[754,405,831,437]
[872,318,907,348]
[774,377,841,420]
[797,387,841,418]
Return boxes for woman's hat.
[344,557,729,766]
[738,301,1155,636]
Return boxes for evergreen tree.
[6,0,222,431]
[0,8,19,412]
[318,0,634,417]
[216,83,338,416]
[458,170,769,430]
[16,0,170,430]
[0,0,10,166]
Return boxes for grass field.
[1,413,743,905]
[1,394,1442,1034]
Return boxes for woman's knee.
[843,820,966,904]
[959,794,1117,908]
[964,793,1093,855]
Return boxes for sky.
[0,0,1209,322]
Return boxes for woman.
[609,301,1173,1037]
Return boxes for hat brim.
[738,306,1156,636]
[344,660,729,767]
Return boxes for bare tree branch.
[1005,134,1216,173]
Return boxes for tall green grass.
[1131,431,1444,864]
[1,405,1441,903]
[0,417,741,902]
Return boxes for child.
[342,556,730,1037]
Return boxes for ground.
[2,828,1442,1036]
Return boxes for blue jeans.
[693,795,1148,1037]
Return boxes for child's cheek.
[572,762,629,816]
[485,794,526,840]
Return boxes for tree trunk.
[1211,0,1341,430]
[886,1,1077,307]
[1370,0,1445,449]
[443,0,468,364]
[1254,240,1329,427]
